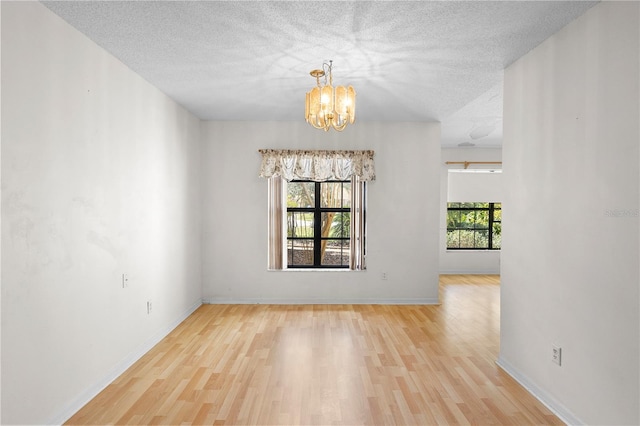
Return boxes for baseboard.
[50,299,202,425]
[439,270,500,275]
[202,297,439,305]
[496,356,583,425]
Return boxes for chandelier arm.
[332,121,348,131]
[310,116,329,131]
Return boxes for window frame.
[266,175,367,272]
[446,202,501,250]
[286,180,351,269]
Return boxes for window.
[259,149,374,271]
[266,175,366,270]
[287,180,352,268]
[447,202,501,249]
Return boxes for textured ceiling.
[42,1,598,147]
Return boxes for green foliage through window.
[447,202,501,250]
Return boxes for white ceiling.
[41,1,598,148]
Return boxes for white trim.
[50,300,202,425]
[439,270,500,275]
[202,298,439,305]
[496,356,584,426]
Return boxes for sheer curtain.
[350,175,366,270]
[267,175,284,270]
[259,150,375,270]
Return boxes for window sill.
[445,249,500,253]
[268,268,364,272]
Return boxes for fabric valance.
[258,149,375,182]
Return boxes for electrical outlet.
[552,345,562,366]
[147,300,152,314]
[122,273,129,288]
[381,272,388,280]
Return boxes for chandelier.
[305,60,356,131]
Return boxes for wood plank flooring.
[66,275,562,425]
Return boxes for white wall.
[447,170,502,203]
[201,121,441,303]
[440,148,502,274]
[1,3,202,424]
[500,2,639,424]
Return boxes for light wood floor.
[66,275,562,425]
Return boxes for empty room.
[1,1,638,425]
